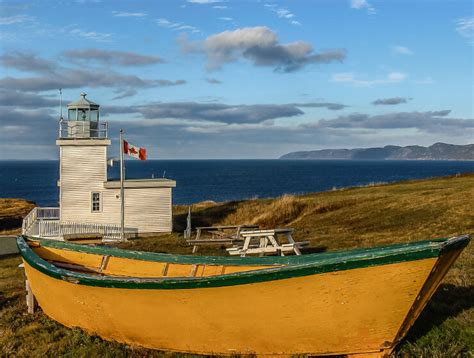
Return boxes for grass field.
[1,174,473,357]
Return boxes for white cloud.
[276,8,294,19]
[112,11,147,17]
[0,15,32,25]
[213,5,228,9]
[392,45,413,55]
[350,0,376,15]
[219,17,233,21]
[69,28,113,42]
[387,72,407,81]
[157,18,200,33]
[455,17,474,44]
[331,71,408,86]
[187,0,222,3]
[414,76,435,85]
[264,4,301,26]
[180,26,346,72]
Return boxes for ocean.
[0,160,472,207]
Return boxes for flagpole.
[119,129,125,241]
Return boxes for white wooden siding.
[60,145,107,222]
[59,142,173,233]
[101,187,173,232]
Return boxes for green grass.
[1,174,473,356]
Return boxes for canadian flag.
[123,140,147,160]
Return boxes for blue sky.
[0,0,472,159]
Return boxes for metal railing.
[59,120,108,139]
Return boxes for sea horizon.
[1,158,473,161]
[1,159,472,207]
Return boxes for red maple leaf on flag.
[123,140,146,160]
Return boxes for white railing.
[22,207,60,236]
[37,221,135,241]
[22,207,134,241]
[37,207,60,220]
[22,207,38,235]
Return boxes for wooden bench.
[186,225,259,253]
[227,228,309,257]
[63,233,103,244]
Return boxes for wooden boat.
[17,235,470,357]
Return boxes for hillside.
[0,199,35,234]
[280,142,474,160]
[1,174,473,356]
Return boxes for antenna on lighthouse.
[59,88,63,121]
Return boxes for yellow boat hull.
[18,236,469,356]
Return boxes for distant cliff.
[280,143,474,160]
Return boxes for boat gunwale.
[23,235,450,265]
[17,235,470,290]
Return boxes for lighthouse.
[53,93,176,237]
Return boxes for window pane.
[90,109,99,121]
[79,109,88,121]
[68,109,76,121]
[91,192,101,212]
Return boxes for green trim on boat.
[24,235,450,265]
[16,235,470,290]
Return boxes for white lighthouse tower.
[52,93,175,238]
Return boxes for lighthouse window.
[90,109,99,121]
[79,109,88,121]
[91,192,101,212]
[68,108,76,121]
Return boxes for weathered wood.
[187,239,243,244]
[64,233,103,240]
[227,244,301,256]
[239,228,294,237]
[188,225,259,253]
[195,225,259,231]
[184,207,192,239]
[49,261,100,274]
[189,264,198,277]
[25,280,35,314]
[232,228,305,256]
[162,263,169,277]
[99,255,110,273]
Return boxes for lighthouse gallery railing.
[58,120,108,139]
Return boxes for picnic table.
[186,225,259,253]
[226,228,309,257]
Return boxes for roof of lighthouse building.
[67,93,100,109]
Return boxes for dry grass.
[172,173,474,251]
[1,174,473,356]
[0,199,35,235]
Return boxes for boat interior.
[28,240,283,278]
[22,235,470,282]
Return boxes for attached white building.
[23,93,176,240]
